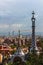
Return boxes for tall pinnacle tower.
[31,11,36,51]
[30,11,39,54]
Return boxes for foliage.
[25,53,43,65]
[3,53,43,65]
[10,45,16,49]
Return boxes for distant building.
[0,54,3,63]
[0,45,13,54]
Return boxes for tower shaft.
[32,11,36,51]
[32,19,35,49]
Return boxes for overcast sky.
[0,0,43,33]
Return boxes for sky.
[0,0,43,34]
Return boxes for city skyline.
[0,0,43,34]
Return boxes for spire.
[18,30,20,38]
[12,31,14,36]
[32,11,35,15]
[17,30,21,50]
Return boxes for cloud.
[0,23,24,31]
[0,0,16,16]
[0,23,31,33]
[11,24,23,28]
[0,24,9,29]
[0,0,43,33]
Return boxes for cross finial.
[32,11,35,15]
[32,11,35,17]
[31,11,35,21]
